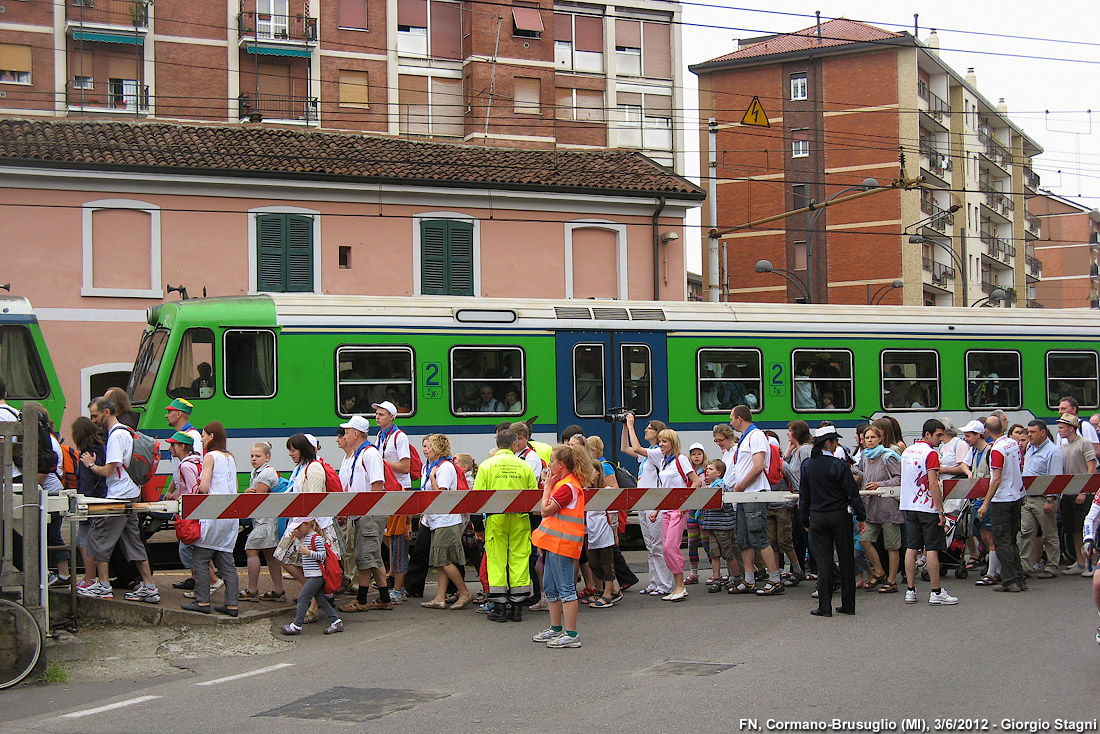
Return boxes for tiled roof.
[0,118,704,198]
[700,19,903,64]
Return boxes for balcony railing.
[978,181,1014,215]
[919,137,950,174]
[1026,254,1043,278]
[67,0,149,29]
[239,93,318,123]
[981,279,998,295]
[923,258,955,284]
[922,202,955,233]
[1025,213,1040,235]
[977,128,1012,169]
[1023,167,1040,191]
[66,85,149,112]
[917,81,950,122]
[1027,299,1043,309]
[238,11,317,42]
[981,232,1015,260]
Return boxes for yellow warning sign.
[741,96,770,128]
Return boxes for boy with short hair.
[701,459,741,592]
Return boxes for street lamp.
[868,279,904,305]
[756,259,811,303]
[972,288,1008,308]
[803,177,881,303]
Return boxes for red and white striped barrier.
[178,475,1100,520]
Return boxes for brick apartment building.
[690,18,1043,306]
[1032,193,1100,309]
[0,0,684,171]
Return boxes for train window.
[621,344,652,417]
[697,348,762,414]
[791,349,853,412]
[451,347,524,416]
[1046,351,1099,410]
[127,329,168,405]
[573,344,605,418]
[167,328,215,400]
[881,350,940,411]
[0,326,49,399]
[336,346,414,418]
[965,350,1021,409]
[224,330,277,399]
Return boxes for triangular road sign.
[741,96,770,128]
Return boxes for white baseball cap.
[688,442,706,453]
[303,433,322,451]
[372,400,398,418]
[339,415,371,434]
[961,419,986,434]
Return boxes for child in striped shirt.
[281,518,343,636]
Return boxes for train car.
[125,294,1100,477]
[0,296,66,424]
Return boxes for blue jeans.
[294,576,339,626]
[542,550,578,603]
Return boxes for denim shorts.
[736,502,770,551]
[542,550,578,603]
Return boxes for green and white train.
[124,294,1100,476]
[0,296,65,424]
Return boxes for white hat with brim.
[304,433,322,451]
[339,415,371,434]
[812,426,840,443]
[961,419,987,434]
[688,442,706,453]
[372,401,398,418]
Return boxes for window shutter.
[447,221,474,296]
[421,220,448,294]
[285,214,314,292]
[256,215,286,292]
[574,15,602,53]
[642,22,671,78]
[337,0,367,29]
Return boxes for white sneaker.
[1083,569,1095,578]
[124,582,161,604]
[904,589,918,604]
[546,633,581,648]
[532,627,562,643]
[77,580,114,599]
[639,585,656,595]
[928,588,959,605]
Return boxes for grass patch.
[40,663,69,684]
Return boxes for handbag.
[175,515,201,545]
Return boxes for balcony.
[981,231,1015,261]
[977,127,1012,171]
[239,92,318,124]
[66,84,149,113]
[1023,167,1040,192]
[919,137,950,176]
[1025,213,1040,236]
[1027,299,1043,309]
[1025,254,1043,278]
[981,279,998,295]
[238,11,317,49]
[923,257,955,285]
[978,180,1014,217]
[67,0,149,30]
[917,81,950,124]
[919,201,955,233]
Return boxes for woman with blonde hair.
[420,433,473,610]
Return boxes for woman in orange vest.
[531,444,598,649]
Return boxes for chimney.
[816,11,822,44]
[965,67,977,87]
[925,29,939,56]
[997,97,1008,114]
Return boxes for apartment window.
[338,246,351,269]
[168,328,215,400]
[73,76,94,90]
[421,219,474,296]
[792,350,853,411]
[555,87,603,122]
[337,346,415,417]
[966,350,1021,409]
[397,25,428,56]
[698,348,762,413]
[451,347,524,416]
[512,5,544,38]
[790,74,807,100]
[513,76,540,114]
[108,78,140,110]
[399,74,463,136]
[255,213,314,293]
[793,241,807,271]
[792,139,809,158]
[615,45,641,76]
[1047,351,1099,410]
[616,92,670,150]
[881,350,940,410]
[0,326,49,399]
[553,13,603,72]
[337,0,368,30]
[616,103,642,147]
[613,19,671,79]
[224,330,277,399]
[0,44,32,84]
[338,69,369,108]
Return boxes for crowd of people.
[4,372,1100,649]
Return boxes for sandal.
[964,558,982,571]
[420,600,447,609]
[450,595,473,610]
[589,596,615,608]
[878,581,898,593]
[239,590,261,602]
[259,590,285,601]
[338,600,372,613]
[684,573,699,585]
[975,574,999,587]
[303,609,320,624]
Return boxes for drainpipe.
[652,195,667,300]
[708,118,720,301]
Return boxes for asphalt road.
[2,564,1098,734]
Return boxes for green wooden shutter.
[256,214,286,292]
[421,220,448,295]
[285,214,314,292]
[447,221,474,296]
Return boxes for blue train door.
[554,330,668,465]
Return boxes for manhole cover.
[640,661,738,676]
[257,686,451,722]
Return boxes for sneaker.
[547,633,581,649]
[904,589,918,604]
[532,627,562,643]
[928,588,959,605]
[48,573,71,588]
[77,580,114,598]
[391,590,408,604]
[755,580,785,596]
[124,582,161,604]
[639,585,656,595]
[324,619,344,635]
[529,598,550,612]
[280,623,302,635]
[1065,563,1087,574]
[172,578,196,590]
[76,579,95,591]
[1083,569,1095,578]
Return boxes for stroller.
[920,501,972,581]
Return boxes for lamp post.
[905,203,965,306]
[971,288,1008,308]
[803,177,881,303]
[868,279,904,305]
[755,260,812,303]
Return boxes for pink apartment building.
[0,118,702,431]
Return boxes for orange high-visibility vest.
[531,474,586,559]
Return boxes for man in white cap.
[372,401,414,603]
[336,415,390,613]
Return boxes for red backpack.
[311,459,344,493]
[350,443,403,492]
[450,459,470,492]
[311,534,343,594]
[55,435,80,490]
[764,442,785,485]
[381,428,422,481]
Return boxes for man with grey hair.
[977,415,1027,593]
[1021,419,1063,580]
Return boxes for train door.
[554,330,668,465]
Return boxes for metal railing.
[238,11,318,42]
[981,279,998,295]
[1027,299,1043,309]
[67,0,149,29]
[1025,213,1040,234]
[977,128,1012,169]
[66,85,149,112]
[923,258,955,283]
[239,93,318,123]
[919,137,950,174]
[981,232,1014,260]
[917,81,950,121]
[1023,167,1040,190]
[1026,254,1042,277]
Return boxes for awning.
[512,7,544,33]
[245,44,313,57]
[71,30,143,45]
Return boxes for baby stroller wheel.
[955,568,968,579]
[920,570,930,582]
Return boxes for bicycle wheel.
[0,598,42,689]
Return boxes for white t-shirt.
[939,436,968,469]
[586,511,615,549]
[989,435,1025,503]
[422,460,463,530]
[342,443,386,492]
[40,434,64,494]
[0,403,22,478]
[721,446,737,487]
[637,448,660,489]
[105,424,139,500]
[900,440,941,512]
[517,446,545,486]
[734,427,770,493]
[645,447,692,489]
[378,428,411,489]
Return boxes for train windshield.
[127,329,169,405]
[0,325,49,399]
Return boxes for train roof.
[0,296,36,321]
[154,294,1100,339]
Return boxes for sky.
[676,0,1100,272]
